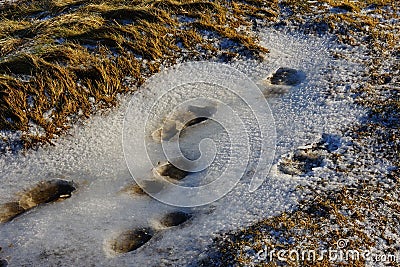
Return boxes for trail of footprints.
[108,211,192,254]
[108,103,216,254]
[0,177,193,256]
[0,67,308,261]
[0,102,215,259]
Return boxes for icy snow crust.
[123,62,277,207]
[0,29,364,266]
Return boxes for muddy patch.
[0,179,76,223]
[109,228,153,254]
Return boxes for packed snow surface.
[0,29,364,266]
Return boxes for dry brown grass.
[280,0,399,48]
[0,0,278,149]
[203,184,393,266]
[0,45,140,145]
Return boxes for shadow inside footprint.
[0,179,76,223]
[0,259,7,267]
[183,117,209,129]
[270,67,306,86]
[160,211,192,227]
[180,104,217,130]
[138,180,165,194]
[110,228,153,253]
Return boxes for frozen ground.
[0,29,366,266]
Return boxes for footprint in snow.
[278,145,326,176]
[0,179,76,223]
[110,103,207,256]
[270,67,306,86]
[159,211,192,228]
[151,103,217,143]
[262,67,306,98]
[107,211,193,255]
[109,228,154,254]
[278,134,341,176]
[153,160,192,182]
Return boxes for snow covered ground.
[0,29,366,266]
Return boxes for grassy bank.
[0,0,277,150]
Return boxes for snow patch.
[0,29,365,266]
